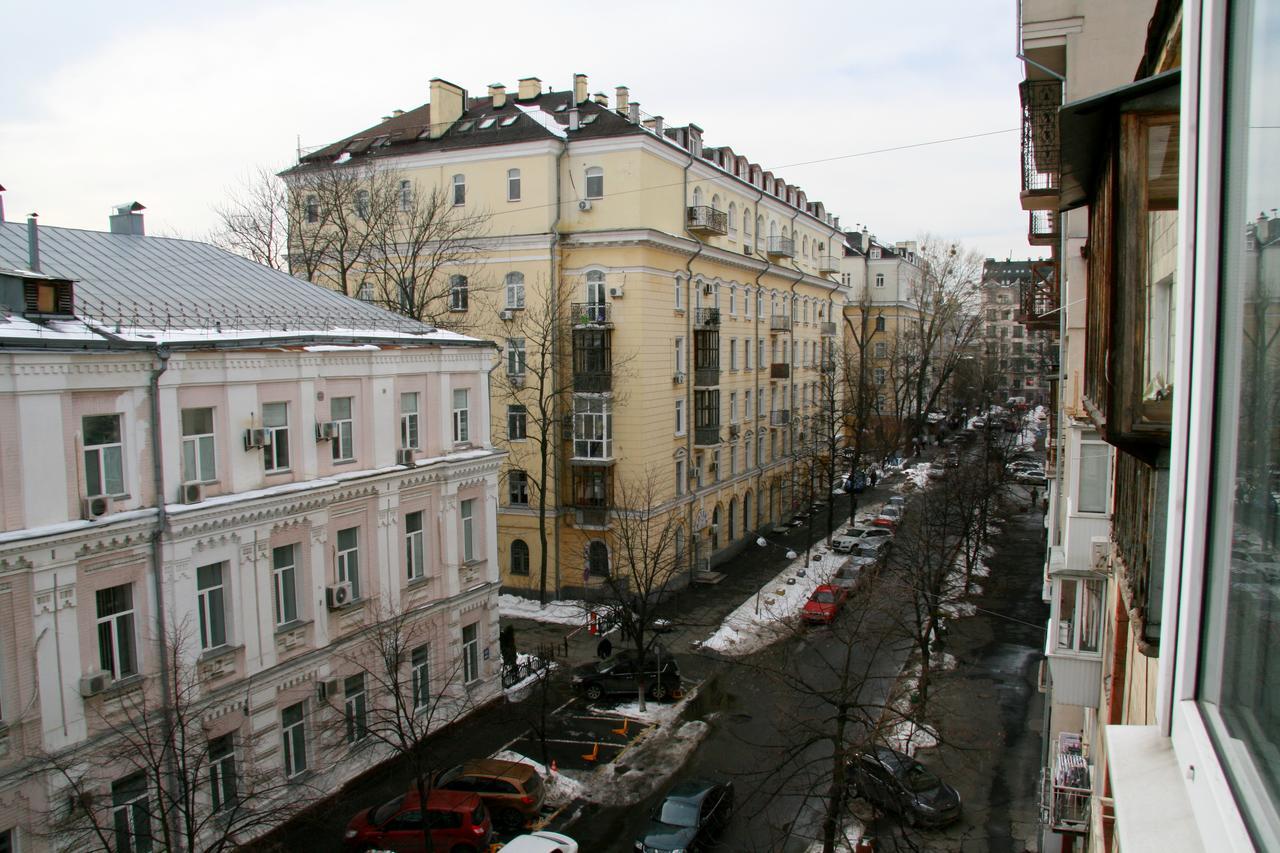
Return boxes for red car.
[344,787,492,853]
[802,584,849,625]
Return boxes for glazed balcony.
[571,302,611,326]
[770,362,790,380]
[686,205,729,236]
[766,236,795,258]
[572,328,612,392]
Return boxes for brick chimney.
[573,73,588,104]
[615,86,629,115]
[517,77,541,100]
[488,83,506,108]
[428,78,465,139]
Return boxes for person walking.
[596,636,613,659]
[869,469,879,488]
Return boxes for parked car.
[946,452,960,468]
[847,746,962,828]
[801,584,849,625]
[433,758,545,832]
[887,495,906,508]
[846,526,893,552]
[571,648,681,702]
[344,788,492,852]
[1014,467,1046,485]
[634,779,733,852]
[1006,460,1039,474]
[970,417,986,429]
[500,830,579,852]
[830,564,865,591]
[831,534,860,554]
[872,505,902,530]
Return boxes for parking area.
[501,703,656,774]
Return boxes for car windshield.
[813,590,835,604]
[656,798,699,827]
[903,763,943,793]
[372,794,407,826]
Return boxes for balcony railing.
[1020,259,1059,331]
[818,256,839,273]
[571,302,611,326]
[1020,79,1062,209]
[694,425,721,446]
[770,409,790,426]
[770,362,790,379]
[820,321,837,336]
[694,307,721,327]
[575,507,609,528]
[766,236,796,258]
[1046,734,1091,834]
[820,358,836,373]
[694,367,720,387]
[769,314,791,332]
[686,205,729,235]
[1028,209,1059,246]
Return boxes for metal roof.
[0,221,441,339]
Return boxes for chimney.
[109,201,146,236]
[428,78,466,139]
[592,92,608,107]
[628,101,640,123]
[615,86,629,115]
[0,183,6,223]
[392,109,405,118]
[569,107,580,131]
[643,115,664,137]
[573,73,588,104]
[488,83,506,108]
[517,77,541,101]
[26,214,39,272]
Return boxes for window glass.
[453,389,469,443]
[400,392,419,450]
[507,168,521,202]
[272,544,297,625]
[196,562,227,650]
[263,402,289,471]
[462,622,479,683]
[96,584,136,680]
[505,272,525,309]
[461,499,475,562]
[511,539,530,576]
[84,414,124,497]
[585,166,604,199]
[337,527,360,599]
[507,404,527,440]
[405,511,425,580]
[1199,2,1280,844]
[181,407,216,483]
[331,397,354,462]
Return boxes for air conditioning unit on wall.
[315,421,338,441]
[244,428,271,449]
[82,495,113,520]
[79,670,112,697]
[326,581,354,610]
[578,199,593,212]
[499,309,514,321]
[397,448,416,466]
[180,482,204,504]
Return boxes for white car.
[500,830,579,852]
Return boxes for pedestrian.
[869,469,879,488]
[1030,486,1039,512]
[596,636,612,659]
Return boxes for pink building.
[0,207,502,851]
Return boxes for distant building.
[979,259,1049,405]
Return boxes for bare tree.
[211,167,290,271]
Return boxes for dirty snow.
[581,719,711,808]
[490,750,584,807]
[800,821,866,852]
[498,595,590,625]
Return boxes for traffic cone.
[550,759,558,774]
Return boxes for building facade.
[0,210,502,851]
[979,259,1050,406]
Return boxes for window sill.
[449,308,468,313]
[274,619,312,637]
[405,575,432,589]
[1105,725,1207,852]
[264,469,292,477]
[332,458,358,466]
[101,674,145,697]
[198,643,242,663]
[504,305,525,312]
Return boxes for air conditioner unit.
[180,482,204,504]
[578,199,593,212]
[1091,536,1112,573]
[673,372,685,384]
[703,282,714,295]
[609,286,624,298]
[244,428,271,449]
[326,581,354,610]
[396,448,415,466]
[499,309,514,321]
[315,421,338,441]
[708,461,717,473]
[728,424,740,438]
[79,670,112,697]
[743,245,752,256]
[509,373,526,387]
[317,677,341,701]
[81,495,113,521]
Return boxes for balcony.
[820,358,836,373]
[572,328,612,393]
[770,362,790,380]
[769,314,791,332]
[770,409,790,427]
[818,256,839,273]
[575,507,609,528]
[1044,734,1091,834]
[694,425,721,446]
[571,302,611,326]
[1028,209,1059,246]
[1020,259,1059,331]
[1019,79,1062,210]
[766,236,795,258]
[694,307,721,327]
[686,205,728,236]
[694,367,720,387]
[820,321,837,336]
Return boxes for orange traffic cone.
[581,742,600,762]
[550,759,558,774]
[612,718,629,736]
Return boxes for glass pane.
[331,397,351,420]
[83,414,120,445]
[182,439,197,483]
[263,402,287,428]
[1078,443,1110,513]
[198,435,215,480]
[85,449,102,496]
[1056,578,1078,651]
[181,408,212,436]
[105,435,124,492]
[197,563,222,590]
[401,392,417,414]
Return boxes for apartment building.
[1020,0,1278,849]
[292,75,847,598]
[0,208,502,851]
[979,259,1050,406]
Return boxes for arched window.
[452,174,466,206]
[692,186,703,208]
[510,540,530,576]
[728,497,737,541]
[711,193,720,212]
[802,235,809,257]
[728,202,738,234]
[587,541,609,577]
[585,269,606,313]
[505,272,525,309]
[756,216,764,249]
[728,284,736,315]
[355,189,371,220]
[743,491,753,531]
[769,221,778,240]
[585,166,604,199]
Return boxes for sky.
[0,0,1045,262]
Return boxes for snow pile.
[699,551,845,656]
[887,717,939,756]
[799,821,866,852]
[584,720,711,807]
[498,595,588,625]
[490,750,584,807]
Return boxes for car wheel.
[496,807,525,832]
[584,683,604,701]
[648,682,668,701]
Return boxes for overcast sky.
[0,0,1045,262]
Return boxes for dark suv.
[571,649,681,702]
[847,746,961,828]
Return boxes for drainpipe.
[680,147,706,582]
[551,135,568,600]
[783,209,805,541]
[147,344,183,851]
[748,186,767,526]
[1015,0,1066,82]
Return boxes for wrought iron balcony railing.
[769,314,791,332]
[686,205,729,235]
[571,302,611,325]
[695,307,721,327]
[818,256,839,273]
[1020,79,1062,203]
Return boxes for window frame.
[411,644,431,710]
[263,402,290,472]
[508,469,530,505]
[452,388,470,444]
[330,396,355,462]
[460,499,475,563]
[405,510,426,580]
[584,166,604,199]
[196,561,228,652]
[83,413,125,498]
[452,173,465,206]
[505,271,526,309]
[272,544,298,626]
[208,734,237,813]
[449,274,469,311]
[96,584,137,681]
[336,527,361,600]
[180,407,216,485]
[400,392,420,450]
[510,539,531,576]
[344,673,368,744]
[461,623,480,684]
[507,168,521,202]
[280,702,308,778]
[507,404,527,440]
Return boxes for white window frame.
[399,179,413,212]
[573,397,612,459]
[449,274,468,311]
[411,643,431,710]
[263,402,289,472]
[208,734,237,813]
[196,561,227,652]
[508,469,530,505]
[584,166,604,199]
[505,271,526,309]
[336,527,360,599]
[675,398,686,436]
[181,407,216,484]
[452,173,465,206]
[675,459,685,496]
[83,413,125,497]
[110,773,151,853]
[507,404,527,440]
[506,337,527,377]
[1052,576,1104,657]
[344,673,367,744]
[405,510,425,580]
[461,622,480,684]
[674,276,684,310]
[400,393,419,450]
[280,702,307,778]
[674,337,685,376]
[272,544,298,626]
[460,499,475,563]
[96,584,137,680]
[330,396,355,462]
[729,339,737,371]
[452,388,469,444]
[507,168,521,202]
[1076,440,1112,515]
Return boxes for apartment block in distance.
[290,74,849,599]
[0,204,502,851]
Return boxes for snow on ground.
[579,719,712,807]
[887,717,939,756]
[502,654,559,700]
[799,821,866,852]
[490,750,584,807]
[699,550,846,656]
[498,594,589,625]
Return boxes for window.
[330,396,354,462]
[674,527,685,569]
[357,282,375,302]
[1077,442,1111,514]
[587,541,609,577]
[354,189,370,220]
[196,562,227,651]
[399,180,413,212]
[263,402,289,472]
[728,202,737,234]
[272,544,298,626]
[510,539,530,576]
[449,275,468,311]
[507,168,521,202]
[96,584,136,680]
[874,368,886,385]
[281,702,307,777]
[874,273,885,288]
[673,337,685,377]
[505,271,525,309]
[507,404,527,440]
[744,389,752,420]
[181,407,215,484]
[711,449,721,483]
[875,316,886,332]
[584,166,603,199]
[873,341,888,359]
[1054,577,1103,654]
[411,644,431,709]
[758,391,766,417]
[111,773,152,853]
[452,389,469,444]
[675,398,686,436]
[505,337,527,377]
[870,248,881,260]
[405,511,425,580]
[462,623,480,684]
[729,392,738,423]
[452,174,465,206]
[305,195,319,224]
[335,527,362,599]
[209,735,237,813]
[573,396,612,459]
[729,286,737,315]
[460,499,475,562]
[744,210,752,244]
[674,276,684,309]
[509,470,529,505]
[400,393,419,449]
[675,459,685,496]
[344,673,367,744]
[83,414,124,497]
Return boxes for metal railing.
[767,236,796,258]
[695,307,721,327]
[694,425,721,446]
[1020,79,1062,195]
[694,367,720,387]
[573,369,612,393]
[1029,209,1059,245]
[571,302,610,325]
[686,205,729,235]
[769,314,791,332]
[818,256,839,273]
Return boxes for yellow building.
[293,75,851,598]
